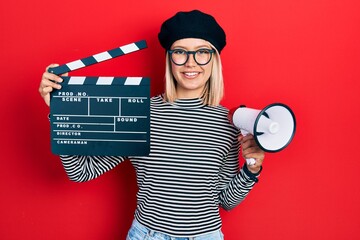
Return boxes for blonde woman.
[39,10,264,240]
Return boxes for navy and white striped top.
[60,95,259,237]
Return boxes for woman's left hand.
[238,134,265,174]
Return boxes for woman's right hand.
[39,64,67,106]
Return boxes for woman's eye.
[198,49,211,54]
[173,50,186,55]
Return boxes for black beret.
[158,10,226,53]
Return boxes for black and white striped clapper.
[48,40,147,75]
[49,40,150,156]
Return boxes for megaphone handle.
[240,129,256,166]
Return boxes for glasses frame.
[168,48,215,66]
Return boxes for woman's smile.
[182,71,201,79]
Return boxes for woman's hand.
[238,134,265,174]
[38,64,67,106]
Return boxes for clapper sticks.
[48,40,150,156]
[48,40,147,75]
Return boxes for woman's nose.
[185,53,197,67]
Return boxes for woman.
[39,10,264,240]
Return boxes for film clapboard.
[49,40,150,156]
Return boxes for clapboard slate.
[50,76,150,156]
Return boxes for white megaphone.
[228,103,296,165]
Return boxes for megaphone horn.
[228,103,296,165]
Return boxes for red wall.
[1,0,359,239]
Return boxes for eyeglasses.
[168,48,215,66]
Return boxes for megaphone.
[228,103,296,165]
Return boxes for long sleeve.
[59,155,127,182]
[218,138,258,211]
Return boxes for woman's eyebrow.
[172,45,212,50]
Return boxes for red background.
[1,0,359,239]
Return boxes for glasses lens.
[195,49,213,65]
[170,49,188,65]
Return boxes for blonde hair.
[163,47,224,106]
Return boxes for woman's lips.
[183,72,200,79]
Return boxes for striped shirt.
[60,95,259,237]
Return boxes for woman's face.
[170,38,213,99]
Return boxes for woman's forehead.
[171,38,211,49]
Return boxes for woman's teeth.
[184,72,198,77]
